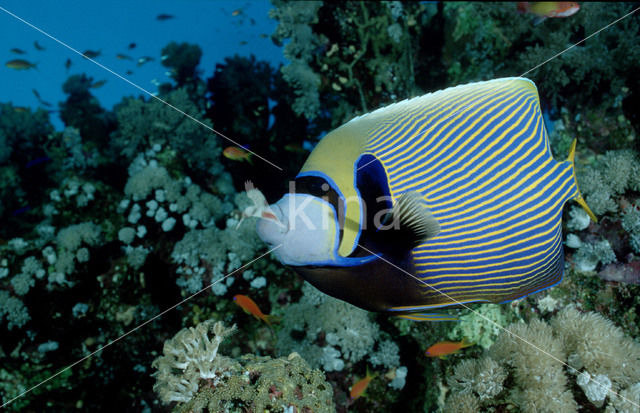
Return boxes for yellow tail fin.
[567,139,598,223]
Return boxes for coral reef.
[443,305,640,412]
[2,3,640,412]
[446,304,512,350]
[153,319,334,412]
[270,1,433,126]
[275,283,400,373]
[153,319,237,404]
[111,88,222,175]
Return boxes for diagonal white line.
[520,6,640,77]
[0,244,282,409]
[0,5,284,172]
[357,243,639,409]
[355,5,640,173]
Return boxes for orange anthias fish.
[425,339,474,358]
[233,294,278,327]
[223,146,252,163]
[350,368,375,400]
[517,2,580,19]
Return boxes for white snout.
[256,194,338,266]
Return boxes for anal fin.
[395,313,458,322]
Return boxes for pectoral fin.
[385,191,440,249]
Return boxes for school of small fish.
[4,3,273,102]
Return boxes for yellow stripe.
[367,85,491,153]
[366,81,492,146]
[415,219,560,265]
[415,169,570,249]
[391,298,490,311]
[392,96,536,191]
[424,262,562,299]
[420,113,542,211]
[383,87,518,169]
[388,89,534,189]
[426,164,570,242]
[416,222,558,274]
[415,222,562,279]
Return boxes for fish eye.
[296,176,329,197]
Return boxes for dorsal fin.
[387,191,440,249]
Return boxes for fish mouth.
[256,203,288,245]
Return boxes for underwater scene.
[1,1,640,412]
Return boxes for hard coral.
[152,319,334,412]
[276,283,390,372]
[152,319,237,404]
[178,352,334,413]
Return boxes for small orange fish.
[5,59,37,70]
[350,368,375,400]
[232,9,242,17]
[223,146,252,163]
[517,2,580,19]
[233,294,278,326]
[425,339,474,358]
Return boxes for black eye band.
[293,176,345,242]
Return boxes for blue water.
[0,0,284,130]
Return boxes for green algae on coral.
[446,303,512,350]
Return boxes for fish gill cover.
[0,2,639,412]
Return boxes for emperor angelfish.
[257,77,595,321]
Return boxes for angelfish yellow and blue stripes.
[258,77,591,322]
[363,78,580,312]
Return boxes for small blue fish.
[25,156,51,168]
[12,205,32,216]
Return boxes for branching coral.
[577,150,640,216]
[0,290,30,330]
[551,305,640,389]
[161,42,203,88]
[0,103,54,227]
[59,74,115,144]
[489,319,576,412]
[275,283,390,372]
[447,303,511,349]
